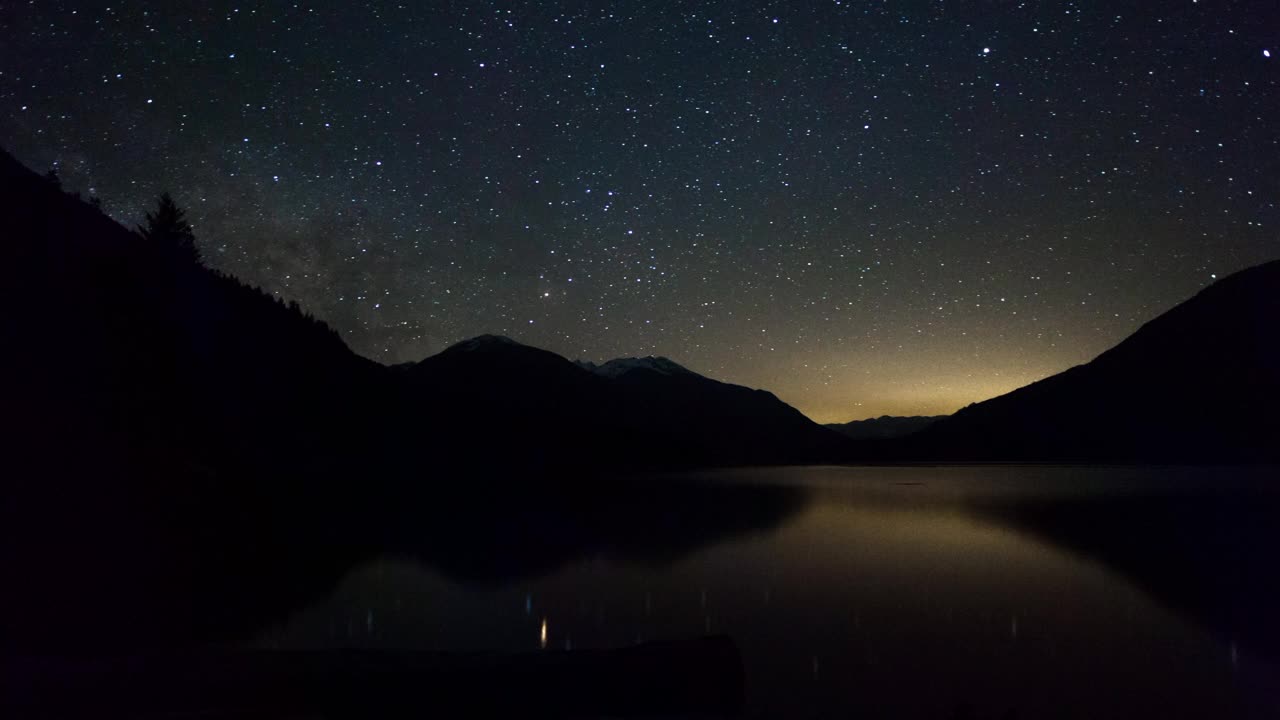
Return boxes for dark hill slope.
[397,338,850,469]
[0,149,388,650]
[0,149,382,484]
[394,335,618,469]
[0,147,847,482]
[908,261,1280,462]
[601,356,848,465]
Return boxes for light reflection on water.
[257,466,1280,718]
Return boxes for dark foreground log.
[5,635,743,718]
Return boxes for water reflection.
[259,466,1280,718]
[965,473,1280,662]
[9,465,1280,717]
[376,476,811,586]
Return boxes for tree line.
[45,165,338,343]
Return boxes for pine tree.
[138,192,201,266]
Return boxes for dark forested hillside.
[0,150,383,487]
[904,261,1280,462]
[6,145,1276,488]
[1,149,847,482]
[0,149,845,650]
[0,149,398,651]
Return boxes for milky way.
[2,2,1276,421]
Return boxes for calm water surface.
[257,466,1280,719]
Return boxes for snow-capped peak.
[452,334,521,352]
[583,356,696,379]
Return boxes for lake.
[250,466,1280,719]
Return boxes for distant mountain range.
[396,334,848,469]
[3,147,1277,475]
[574,355,697,378]
[825,415,946,441]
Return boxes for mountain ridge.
[575,355,698,379]
[396,332,848,468]
[3,147,1276,468]
[905,259,1280,462]
[825,415,947,441]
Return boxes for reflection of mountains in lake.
[248,467,1280,720]
[15,464,1280,679]
[9,464,1280,720]
[376,478,811,587]
[972,477,1280,661]
[795,466,1280,664]
[1,475,809,652]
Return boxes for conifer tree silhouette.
[138,192,201,266]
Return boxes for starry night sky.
[2,1,1276,422]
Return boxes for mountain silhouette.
[0,147,392,652]
[3,145,1278,663]
[5,145,1276,478]
[825,415,946,441]
[395,335,849,470]
[0,149,385,488]
[576,355,698,378]
[0,148,827,650]
[0,147,846,486]
[594,352,847,465]
[905,261,1280,462]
